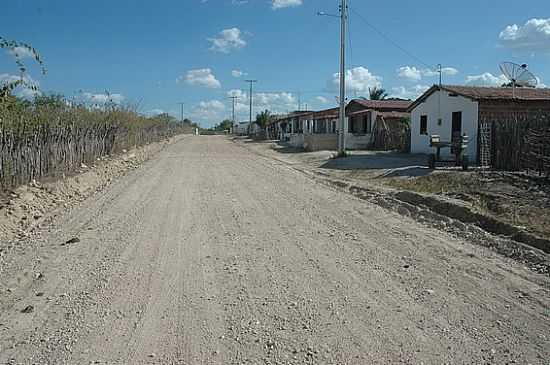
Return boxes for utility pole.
[245,80,257,135]
[177,102,185,122]
[337,0,347,156]
[228,96,238,132]
[437,64,442,86]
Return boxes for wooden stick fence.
[0,102,184,191]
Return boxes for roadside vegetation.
[0,38,192,192]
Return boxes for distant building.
[267,101,411,152]
[408,85,550,163]
[234,121,250,136]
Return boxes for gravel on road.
[0,136,548,364]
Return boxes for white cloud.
[16,87,41,99]
[227,89,247,99]
[499,18,550,51]
[397,66,459,82]
[425,67,459,77]
[226,90,300,119]
[79,92,125,105]
[390,85,430,100]
[316,96,329,104]
[7,46,35,59]
[255,92,295,106]
[328,66,382,93]
[180,68,221,89]
[198,100,225,111]
[188,99,227,126]
[397,66,422,82]
[0,73,22,85]
[231,69,246,77]
[208,28,246,53]
[465,72,508,87]
[272,0,302,9]
[0,73,40,99]
[146,109,166,116]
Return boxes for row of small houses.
[256,85,550,171]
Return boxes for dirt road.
[0,136,548,364]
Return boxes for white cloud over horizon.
[499,18,550,51]
[328,67,382,94]
[179,68,221,89]
[0,73,41,99]
[465,72,508,87]
[390,85,430,100]
[397,66,459,82]
[208,28,246,53]
[79,92,125,105]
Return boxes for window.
[420,115,428,135]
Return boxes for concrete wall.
[304,134,338,152]
[410,90,479,161]
[289,133,305,148]
[346,133,371,150]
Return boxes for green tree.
[368,87,388,101]
[255,110,272,129]
[214,119,233,131]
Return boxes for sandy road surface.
[0,136,549,364]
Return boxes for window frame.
[420,115,428,135]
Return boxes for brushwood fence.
[0,104,185,191]
[479,112,550,176]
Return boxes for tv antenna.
[499,62,538,98]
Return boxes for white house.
[409,85,550,164]
[234,121,250,135]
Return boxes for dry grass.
[385,171,550,239]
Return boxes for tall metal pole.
[177,102,185,122]
[338,0,347,156]
[228,96,238,132]
[245,80,257,135]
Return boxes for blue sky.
[1,0,549,127]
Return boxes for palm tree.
[256,110,272,128]
[368,87,388,100]
[255,109,272,138]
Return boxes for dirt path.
[0,136,548,364]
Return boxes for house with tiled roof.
[408,85,550,164]
[346,99,412,150]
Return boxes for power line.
[349,6,433,70]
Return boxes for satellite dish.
[499,62,538,97]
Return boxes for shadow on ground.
[321,152,432,178]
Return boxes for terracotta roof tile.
[443,85,550,101]
[351,99,412,111]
